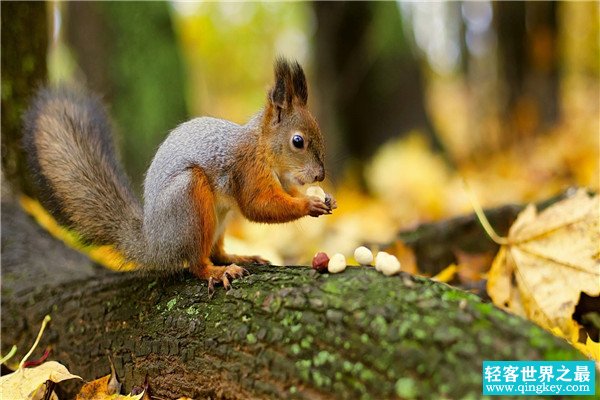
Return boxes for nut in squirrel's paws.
[207,264,249,294]
[306,186,326,201]
[306,186,336,217]
[325,194,337,210]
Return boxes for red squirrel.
[23,57,336,292]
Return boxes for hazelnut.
[312,252,330,273]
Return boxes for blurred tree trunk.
[66,2,188,192]
[1,1,48,196]
[313,1,443,179]
[495,1,559,142]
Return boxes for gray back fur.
[142,115,260,271]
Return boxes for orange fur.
[189,167,217,279]
[234,153,309,224]
[211,235,268,265]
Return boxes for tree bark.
[0,1,48,196]
[1,197,586,400]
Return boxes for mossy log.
[1,198,586,400]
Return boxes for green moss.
[295,359,312,381]
[290,343,301,355]
[300,336,313,349]
[321,279,344,295]
[442,289,478,302]
[166,298,177,311]
[246,333,257,344]
[313,350,335,367]
[185,306,200,316]
[312,370,331,388]
[395,378,417,398]
[370,315,388,334]
[359,369,375,382]
[474,301,495,315]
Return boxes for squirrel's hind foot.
[192,263,249,295]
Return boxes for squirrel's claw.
[204,264,248,296]
[207,277,216,297]
[221,274,231,290]
[224,264,248,280]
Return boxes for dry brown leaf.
[487,189,600,359]
[0,361,81,399]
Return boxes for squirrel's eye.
[292,134,305,149]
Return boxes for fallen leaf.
[19,196,138,272]
[487,189,600,359]
[76,374,144,400]
[76,355,146,400]
[0,361,81,399]
[432,264,458,283]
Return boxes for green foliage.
[100,2,188,189]
[173,2,311,122]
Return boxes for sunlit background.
[45,1,598,266]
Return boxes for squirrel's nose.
[315,166,325,182]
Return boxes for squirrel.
[22,57,336,291]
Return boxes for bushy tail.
[22,85,146,265]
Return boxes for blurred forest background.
[2,1,598,266]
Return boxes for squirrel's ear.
[291,61,307,106]
[269,57,293,110]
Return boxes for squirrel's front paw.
[307,197,331,217]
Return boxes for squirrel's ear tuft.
[291,61,308,105]
[270,57,293,109]
[269,57,308,110]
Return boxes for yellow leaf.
[76,356,145,400]
[76,374,143,400]
[0,361,81,399]
[432,264,458,283]
[487,189,600,359]
[19,196,138,272]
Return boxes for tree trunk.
[494,1,559,142]
[0,1,48,196]
[1,197,585,400]
[313,1,444,179]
